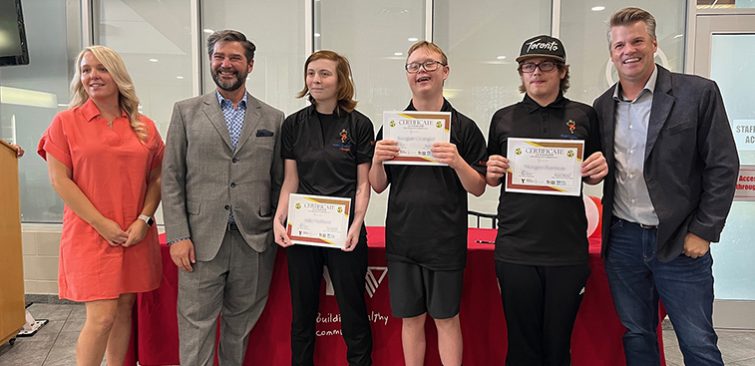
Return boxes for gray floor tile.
[730,357,755,366]
[27,304,75,322]
[68,305,86,319]
[60,317,84,333]
[663,326,755,364]
[42,331,78,366]
[719,330,755,363]
[0,339,49,366]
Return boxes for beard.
[211,67,247,92]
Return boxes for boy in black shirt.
[486,35,607,365]
[369,41,487,366]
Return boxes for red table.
[124,226,665,366]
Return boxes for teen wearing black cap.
[273,50,374,366]
[486,35,608,365]
[370,41,487,366]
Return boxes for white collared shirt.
[612,66,659,226]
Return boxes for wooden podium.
[0,140,25,345]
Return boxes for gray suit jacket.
[162,91,284,261]
[594,65,739,262]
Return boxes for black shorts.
[387,261,463,319]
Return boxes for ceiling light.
[394,52,403,56]
[203,28,214,34]
[591,6,606,11]
[673,34,684,39]
[314,33,321,38]
[496,56,507,60]
[408,37,419,42]
[148,58,159,63]
[176,76,184,80]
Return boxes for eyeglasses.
[519,61,560,73]
[405,60,446,74]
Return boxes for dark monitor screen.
[0,0,29,66]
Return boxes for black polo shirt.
[377,99,487,271]
[488,93,601,266]
[281,105,375,224]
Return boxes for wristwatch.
[138,214,154,226]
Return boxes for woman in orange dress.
[37,45,163,366]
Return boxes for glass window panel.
[0,0,81,222]
[201,0,306,116]
[434,0,551,216]
[710,34,755,300]
[315,0,425,226]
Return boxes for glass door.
[694,12,755,329]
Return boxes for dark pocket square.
[256,129,274,137]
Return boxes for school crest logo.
[567,150,575,158]
[515,148,522,155]
[390,120,396,128]
[566,120,576,134]
[337,206,343,214]
[295,203,301,209]
[436,121,442,128]
[333,129,352,152]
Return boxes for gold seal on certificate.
[505,137,585,196]
[382,111,451,166]
[286,193,352,249]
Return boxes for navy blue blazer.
[593,65,739,262]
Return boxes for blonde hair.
[608,7,657,46]
[297,50,357,112]
[70,46,146,142]
[406,41,448,66]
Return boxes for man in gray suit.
[594,8,739,366]
[162,30,284,365]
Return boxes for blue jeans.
[604,218,723,366]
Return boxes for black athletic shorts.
[387,261,463,319]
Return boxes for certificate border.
[505,138,584,196]
[382,111,451,165]
[286,193,351,248]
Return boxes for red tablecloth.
[124,227,665,366]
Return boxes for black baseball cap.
[516,35,566,63]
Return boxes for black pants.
[287,236,372,366]
[496,260,589,366]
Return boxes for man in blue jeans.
[593,7,740,366]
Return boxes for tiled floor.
[1,303,755,365]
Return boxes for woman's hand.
[94,218,128,246]
[10,143,24,157]
[123,219,149,247]
[343,224,361,252]
[273,217,293,247]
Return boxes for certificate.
[286,193,351,249]
[505,138,584,196]
[382,111,451,166]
